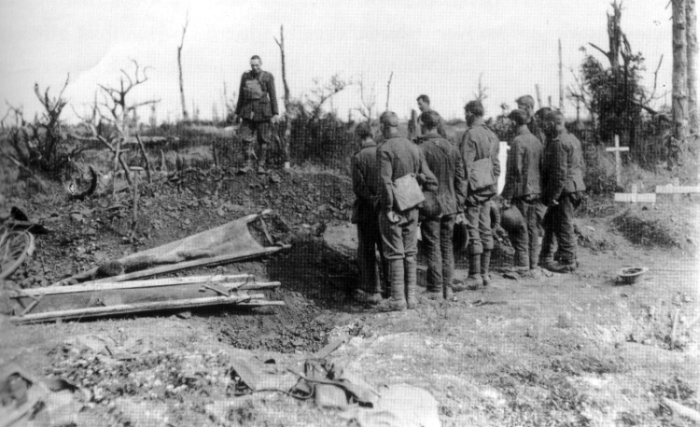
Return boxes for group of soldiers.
[351,95,586,312]
[231,56,586,312]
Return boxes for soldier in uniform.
[541,110,586,273]
[516,95,545,145]
[455,100,500,290]
[351,122,384,304]
[375,111,437,312]
[416,94,448,139]
[234,55,279,174]
[501,109,545,270]
[416,111,467,300]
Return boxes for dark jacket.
[459,121,501,203]
[542,129,586,204]
[352,140,380,203]
[502,126,543,200]
[376,136,437,212]
[417,132,467,215]
[235,70,279,122]
[527,119,545,145]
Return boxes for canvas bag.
[469,157,496,192]
[243,72,266,100]
[392,173,425,212]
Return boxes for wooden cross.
[614,184,656,205]
[606,135,629,187]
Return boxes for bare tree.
[385,72,394,111]
[354,74,376,122]
[97,60,160,191]
[306,74,350,117]
[559,39,565,113]
[274,25,291,111]
[177,14,189,121]
[688,0,698,135]
[473,73,488,102]
[672,0,688,167]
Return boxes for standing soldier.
[235,55,279,174]
[375,111,437,311]
[515,95,545,145]
[416,94,448,139]
[351,123,383,304]
[456,100,500,290]
[541,110,586,273]
[416,111,467,300]
[501,109,545,270]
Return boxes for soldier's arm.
[459,131,475,182]
[418,150,438,192]
[545,140,567,203]
[377,148,394,211]
[267,73,279,116]
[352,155,373,200]
[490,132,501,181]
[454,148,468,209]
[502,140,519,201]
[235,73,245,116]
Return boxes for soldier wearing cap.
[515,95,545,145]
[501,109,545,270]
[456,100,500,290]
[416,95,448,139]
[416,111,467,300]
[235,55,279,174]
[541,110,586,273]
[351,122,384,304]
[375,111,437,311]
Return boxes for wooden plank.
[10,281,281,316]
[20,274,254,296]
[89,247,282,284]
[11,293,272,324]
[614,193,657,203]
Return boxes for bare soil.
[1,164,699,427]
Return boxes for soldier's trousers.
[466,200,493,255]
[239,119,272,163]
[421,214,455,292]
[378,209,419,260]
[512,196,545,268]
[542,192,579,264]
[356,201,383,294]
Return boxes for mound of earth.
[612,202,699,254]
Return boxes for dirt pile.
[612,202,699,253]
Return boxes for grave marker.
[606,135,629,187]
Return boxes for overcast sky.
[0,0,688,124]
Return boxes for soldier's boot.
[256,142,268,174]
[513,250,530,272]
[376,260,407,312]
[404,256,419,309]
[481,250,492,287]
[238,157,254,175]
[539,234,555,268]
[464,254,483,290]
[443,283,454,300]
[530,245,541,270]
[364,263,384,304]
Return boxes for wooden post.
[606,135,629,187]
[535,84,543,110]
[673,177,681,202]
[385,71,394,111]
[559,38,565,113]
[130,166,143,233]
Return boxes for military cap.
[419,111,441,129]
[380,111,399,127]
[354,122,373,139]
[508,109,528,126]
[515,95,535,108]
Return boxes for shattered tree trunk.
[178,18,189,121]
[688,0,699,135]
[672,0,689,168]
[274,25,291,167]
